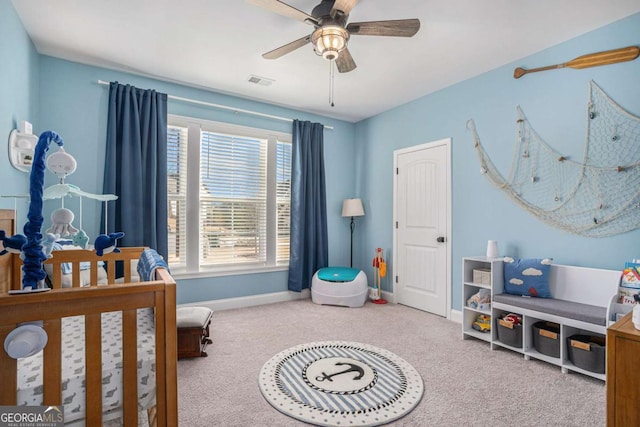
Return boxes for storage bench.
[490,263,621,380]
[177,307,213,359]
[493,294,607,326]
[462,257,623,381]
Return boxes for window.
[167,116,292,275]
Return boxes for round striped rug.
[259,341,423,426]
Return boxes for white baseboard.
[449,309,462,323]
[368,288,395,304]
[381,290,394,303]
[179,289,311,312]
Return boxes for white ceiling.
[11,0,640,122]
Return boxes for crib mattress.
[16,309,156,424]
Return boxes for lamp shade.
[342,198,365,217]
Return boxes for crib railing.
[0,252,177,426]
[10,246,146,290]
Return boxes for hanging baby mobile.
[0,131,123,291]
[467,80,640,237]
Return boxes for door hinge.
[395,221,398,229]
[396,167,399,175]
[395,275,398,283]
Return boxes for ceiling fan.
[247,0,421,73]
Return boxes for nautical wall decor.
[513,46,639,79]
[468,81,640,237]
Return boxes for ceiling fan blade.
[336,47,357,73]
[330,0,359,17]
[262,34,312,59]
[246,0,318,25]
[347,19,420,37]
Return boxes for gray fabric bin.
[567,334,606,374]
[532,321,560,358]
[496,318,522,348]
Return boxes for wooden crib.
[0,210,178,426]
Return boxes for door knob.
[436,236,446,243]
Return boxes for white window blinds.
[167,116,291,274]
[200,131,268,266]
[276,141,292,264]
[167,125,188,267]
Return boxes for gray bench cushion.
[493,293,606,326]
[177,307,213,328]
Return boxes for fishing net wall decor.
[468,80,640,237]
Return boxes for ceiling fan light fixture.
[312,25,349,61]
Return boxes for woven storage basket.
[532,321,560,358]
[567,334,606,374]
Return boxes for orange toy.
[371,248,388,304]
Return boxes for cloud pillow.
[503,257,553,298]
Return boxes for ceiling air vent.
[247,75,274,86]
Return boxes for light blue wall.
[36,57,356,304]
[0,0,355,303]
[5,1,639,309]
[0,0,39,223]
[354,13,640,311]
[2,0,356,304]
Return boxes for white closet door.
[394,139,450,316]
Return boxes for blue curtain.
[102,82,169,258]
[287,120,328,292]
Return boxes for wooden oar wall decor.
[514,46,640,79]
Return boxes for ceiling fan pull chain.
[329,60,335,107]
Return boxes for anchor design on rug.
[316,362,365,382]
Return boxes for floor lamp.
[342,198,365,268]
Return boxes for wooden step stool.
[177,307,213,359]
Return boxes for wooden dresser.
[607,311,640,426]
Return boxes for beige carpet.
[178,299,605,426]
